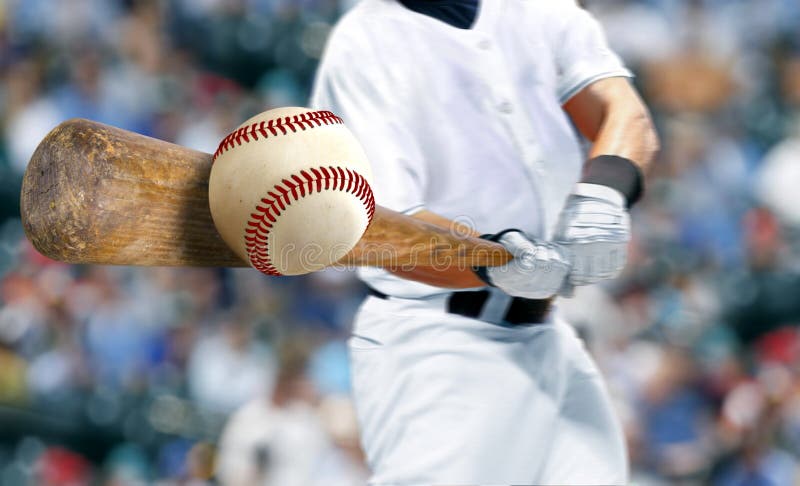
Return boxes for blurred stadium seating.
[0,0,799,484]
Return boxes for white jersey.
[311,0,631,297]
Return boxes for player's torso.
[354,0,584,237]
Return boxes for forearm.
[386,210,486,288]
[565,77,659,173]
[586,97,659,172]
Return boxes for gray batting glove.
[477,230,570,299]
[554,183,630,286]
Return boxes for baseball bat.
[20,119,513,270]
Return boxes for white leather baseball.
[209,107,375,276]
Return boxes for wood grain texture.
[343,207,512,269]
[21,119,512,270]
[22,119,245,267]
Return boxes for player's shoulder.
[326,0,404,50]
[501,0,585,36]
[508,0,581,15]
[320,0,410,72]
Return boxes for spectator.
[216,338,331,486]
[188,314,275,414]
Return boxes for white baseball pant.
[348,293,628,485]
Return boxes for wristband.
[582,155,644,207]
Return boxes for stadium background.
[1,0,800,484]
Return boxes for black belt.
[367,288,552,326]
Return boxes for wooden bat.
[20,119,513,271]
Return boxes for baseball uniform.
[311,0,631,483]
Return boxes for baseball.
[209,107,375,276]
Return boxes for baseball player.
[311,0,659,484]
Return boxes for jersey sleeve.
[310,35,428,214]
[554,1,632,104]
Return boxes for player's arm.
[565,76,659,184]
[387,210,484,288]
[549,1,660,286]
[553,77,659,286]
[553,2,659,178]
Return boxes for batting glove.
[554,183,630,286]
[475,230,570,299]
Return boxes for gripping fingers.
[487,233,572,299]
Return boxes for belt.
[367,287,552,326]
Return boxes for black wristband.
[471,228,522,286]
[582,155,644,207]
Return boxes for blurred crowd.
[0,0,799,484]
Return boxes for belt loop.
[478,288,513,324]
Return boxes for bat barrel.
[21,119,247,267]
[22,119,95,263]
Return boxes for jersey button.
[477,39,491,50]
[497,101,513,114]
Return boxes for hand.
[554,183,630,286]
[479,230,570,299]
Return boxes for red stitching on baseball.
[212,110,344,162]
[244,166,375,276]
